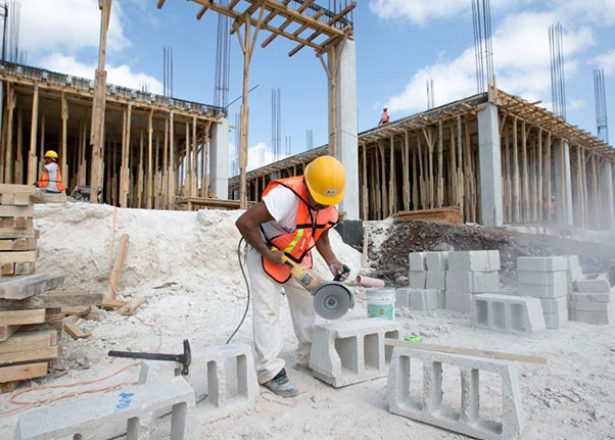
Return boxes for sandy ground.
[0,204,614,439]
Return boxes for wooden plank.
[63,317,91,340]
[0,228,38,239]
[0,274,64,300]
[0,184,36,196]
[100,298,128,309]
[0,238,36,251]
[0,325,20,341]
[108,234,129,299]
[392,207,463,224]
[0,309,46,326]
[0,291,101,311]
[0,345,58,365]
[1,261,35,276]
[0,250,36,266]
[384,339,547,365]
[0,362,47,383]
[61,306,91,317]
[0,330,56,355]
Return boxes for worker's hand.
[266,249,286,265]
[329,259,349,281]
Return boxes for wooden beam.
[107,234,129,300]
[27,87,39,185]
[260,0,315,47]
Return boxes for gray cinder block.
[14,376,195,440]
[409,252,427,271]
[471,294,545,334]
[539,296,567,314]
[448,250,500,271]
[447,270,500,293]
[409,270,427,289]
[409,289,439,311]
[517,282,567,299]
[543,309,568,329]
[569,291,614,303]
[396,288,411,308]
[387,346,524,440]
[517,256,567,272]
[426,270,446,290]
[309,318,401,388]
[139,343,257,423]
[445,291,472,314]
[517,270,567,287]
[569,308,615,325]
[425,252,449,271]
[574,273,611,293]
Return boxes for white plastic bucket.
[367,288,396,321]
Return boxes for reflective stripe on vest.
[260,176,339,283]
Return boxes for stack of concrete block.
[396,288,439,311]
[564,255,583,294]
[445,250,500,314]
[471,293,546,334]
[569,273,614,324]
[517,256,568,329]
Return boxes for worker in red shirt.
[378,106,389,127]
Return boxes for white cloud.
[21,0,128,54]
[39,53,163,95]
[553,0,615,27]
[595,49,615,76]
[228,141,287,174]
[386,11,595,114]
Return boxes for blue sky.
[21,0,615,171]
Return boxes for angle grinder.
[273,248,354,320]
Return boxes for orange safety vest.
[381,110,389,124]
[260,176,339,284]
[36,163,66,191]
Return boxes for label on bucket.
[368,303,394,321]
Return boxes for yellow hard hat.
[304,155,346,206]
[44,150,58,159]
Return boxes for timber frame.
[229,86,615,230]
[0,62,224,209]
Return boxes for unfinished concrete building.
[0,62,230,209]
[229,87,615,230]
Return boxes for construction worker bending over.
[35,150,65,193]
[235,155,349,397]
[378,106,389,127]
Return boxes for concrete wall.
[600,161,615,229]
[210,118,229,200]
[477,103,503,226]
[553,140,573,225]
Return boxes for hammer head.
[180,339,191,375]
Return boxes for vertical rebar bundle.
[271,87,281,160]
[163,47,173,98]
[426,79,435,110]
[2,0,21,64]
[214,0,231,109]
[472,0,494,93]
[549,23,566,119]
[306,129,313,150]
[593,68,609,144]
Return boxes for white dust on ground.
[0,204,613,440]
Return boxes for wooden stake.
[27,87,39,185]
[60,94,68,192]
[107,234,129,300]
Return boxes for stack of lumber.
[0,185,101,391]
[392,206,464,224]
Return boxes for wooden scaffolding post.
[545,131,552,223]
[237,5,266,209]
[512,116,520,223]
[119,103,131,207]
[162,116,168,208]
[27,86,39,184]
[537,128,543,222]
[15,107,23,184]
[457,115,464,215]
[38,113,45,178]
[412,134,418,210]
[3,85,16,183]
[402,131,410,211]
[184,119,191,197]
[168,111,175,209]
[60,94,69,191]
[437,120,444,207]
[136,129,144,208]
[146,110,153,209]
[388,135,396,215]
[89,0,112,202]
[191,116,198,197]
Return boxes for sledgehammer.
[108,339,191,375]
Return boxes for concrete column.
[333,38,359,220]
[477,103,503,226]
[600,161,615,229]
[210,118,229,200]
[553,140,573,225]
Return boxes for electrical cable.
[226,237,250,344]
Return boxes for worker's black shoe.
[263,368,299,398]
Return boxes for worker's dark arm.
[315,229,345,277]
[235,202,284,264]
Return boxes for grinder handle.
[270,246,295,268]
[334,264,351,282]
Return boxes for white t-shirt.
[261,185,317,244]
[44,163,60,192]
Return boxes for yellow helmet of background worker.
[304,155,346,206]
[44,150,58,159]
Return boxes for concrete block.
[539,296,567,314]
[309,318,401,388]
[543,309,568,329]
[409,252,426,271]
[574,273,611,293]
[425,252,449,271]
[396,288,411,308]
[445,291,472,314]
[139,343,257,423]
[446,270,500,293]
[387,346,524,440]
[517,270,567,287]
[517,256,567,272]
[15,376,195,440]
[426,270,446,290]
[448,250,500,271]
[409,270,427,289]
[409,289,439,311]
[518,282,567,299]
[471,294,545,334]
[437,290,446,309]
[569,291,614,303]
[568,300,615,313]
[569,309,615,325]
[565,255,583,280]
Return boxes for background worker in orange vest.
[235,155,349,397]
[378,106,389,127]
[35,150,65,193]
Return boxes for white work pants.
[246,246,320,384]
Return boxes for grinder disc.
[312,281,354,320]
